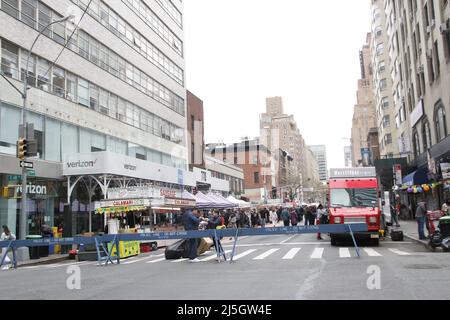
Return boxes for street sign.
[7,175,21,181]
[19,161,34,169]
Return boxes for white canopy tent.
[227,196,251,208]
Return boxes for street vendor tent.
[207,193,237,209]
[193,192,217,208]
[227,195,251,208]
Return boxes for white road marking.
[122,256,156,265]
[232,249,257,260]
[339,248,351,258]
[310,248,324,259]
[200,250,232,261]
[363,248,382,257]
[146,258,166,264]
[280,235,297,244]
[171,258,189,263]
[282,248,301,260]
[388,248,411,256]
[253,249,280,260]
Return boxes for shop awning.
[402,167,429,186]
[194,192,217,208]
[226,195,251,208]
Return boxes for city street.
[1,233,448,300]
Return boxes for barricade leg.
[230,228,240,263]
[348,225,361,258]
[95,238,103,266]
[213,230,223,263]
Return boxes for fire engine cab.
[328,167,381,246]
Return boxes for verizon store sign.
[63,152,195,186]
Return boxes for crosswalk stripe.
[282,248,301,260]
[122,256,155,265]
[232,249,257,260]
[200,251,232,262]
[172,258,189,263]
[146,258,166,264]
[363,248,382,257]
[253,249,280,260]
[388,248,411,256]
[339,248,351,258]
[311,248,324,259]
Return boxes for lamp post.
[0,15,74,243]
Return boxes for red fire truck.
[328,168,381,246]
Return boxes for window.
[1,40,19,79]
[45,117,61,161]
[77,78,89,107]
[381,96,389,108]
[380,79,387,90]
[376,43,384,55]
[37,58,50,91]
[99,89,109,115]
[191,115,195,130]
[66,72,77,101]
[254,172,260,184]
[37,2,52,37]
[378,61,386,72]
[2,0,19,18]
[52,66,65,97]
[435,103,448,141]
[21,0,37,29]
[422,120,432,151]
[20,50,36,87]
[52,15,66,45]
[78,31,89,59]
[89,84,99,111]
[413,130,421,156]
[383,115,391,128]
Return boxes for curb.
[17,255,70,267]
[404,233,443,252]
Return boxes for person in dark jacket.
[183,209,207,262]
[281,208,290,226]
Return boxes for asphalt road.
[1,233,449,300]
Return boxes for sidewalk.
[396,219,441,251]
[17,254,70,267]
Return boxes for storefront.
[0,154,65,238]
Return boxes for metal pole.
[18,16,74,240]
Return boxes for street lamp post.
[0,16,74,243]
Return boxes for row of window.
[412,102,448,157]
[121,0,183,56]
[71,0,184,83]
[0,102,187,169]
[209,170,244,193]
[155,0,182,28]
[0,0,185,114]
[0,39,185,145]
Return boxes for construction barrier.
[1,223,368,268]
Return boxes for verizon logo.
[67,159,98,168]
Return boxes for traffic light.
[17,138,28,160]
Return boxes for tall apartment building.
[0,0,190,236]
[371,0,399,158]
[304,147,321,187]
[383,0,449,168]
[351,33,378,166]
[308,145,328,181]
[260,97,306,186]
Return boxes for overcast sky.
[184,0,372,169]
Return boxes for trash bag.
[429,231,442,248]
[441,237,450,251]
[165,239,188,260]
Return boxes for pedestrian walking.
[391,203,400,227]
[1,225,16,270]
[228,211,238,229]
[316,204,328,240]
[281,207,290,227]
[183,209,208,262]
[270,209,278,227]
[415,202,428,240]
[290,209,299,226]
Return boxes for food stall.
[95,198,151,258]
